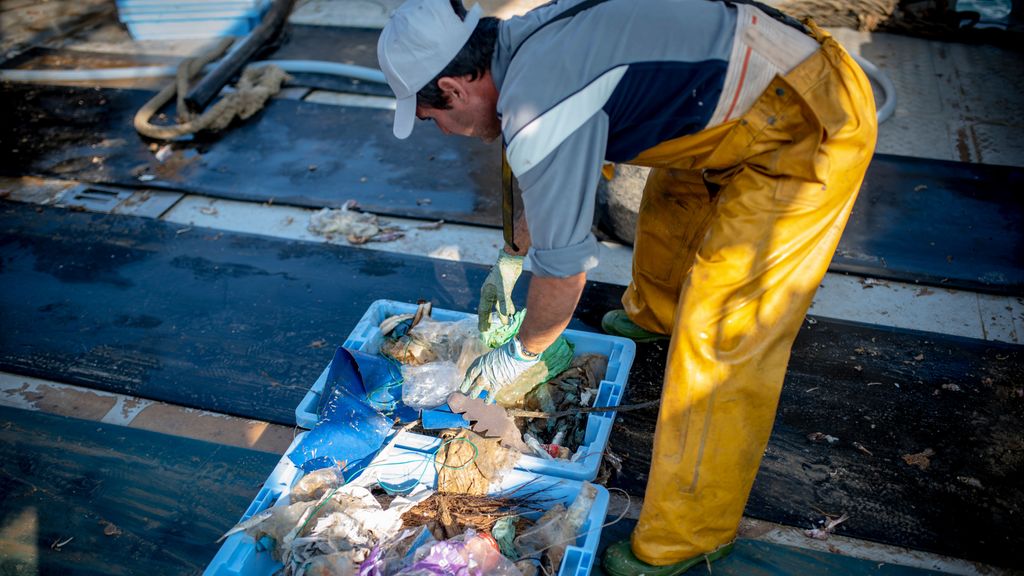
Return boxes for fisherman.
[378,0,876,573]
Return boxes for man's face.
[416,74,501,142]
[416,104,501,141]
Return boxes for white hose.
[250,60,386,84]
[0,59,386,85]
[851,54,896,125]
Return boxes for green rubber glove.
[460,336,539,403]
[477,250,524,332]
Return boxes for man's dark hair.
[416,0,499,110]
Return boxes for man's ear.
[437,76,466,103]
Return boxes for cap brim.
[393,95,416,140]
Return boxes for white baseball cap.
[378,0,483,139]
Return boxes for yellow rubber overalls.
[620,16,877,564]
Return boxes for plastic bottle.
[565,482,597,533]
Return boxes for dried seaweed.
[400,492,543,536]
[435,428,521,495]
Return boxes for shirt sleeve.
[514,111,609,278]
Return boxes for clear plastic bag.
[398,319,488,409]
[401,362,462,409]
[512,504,568,571]
[290,464,346,502]
[383,318,487,367]
[241,500,317,561]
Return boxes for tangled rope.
[134,38,292,140]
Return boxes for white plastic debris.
[308,205,381,240]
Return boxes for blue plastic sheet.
[422,390,494,430]
[292,347,408,473]
[317,347,418,423]
[292,382,392,473]
[421,405,470,430]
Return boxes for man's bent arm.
[499,185,585,353]
[517,272,586,354]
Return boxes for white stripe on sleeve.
[507,65,629,175]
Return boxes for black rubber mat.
[0,82,504,224]
[835,154,1024,295]
[266,24,380,66]
[5,20,1024,292]
[0,405,280,576]
[0,24,381,68]
[2,76,1021,293]
[0,200,493,424]
[1,201,1021,566]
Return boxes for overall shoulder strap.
[509,0,808,65]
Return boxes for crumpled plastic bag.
[491,516,518,560]
[383,318,484,367]
[308,204,404,243]
[292,395,393,474]
[358,526,436,576]
[391,309,576,408]
[218,500,316,562]
[318,347,415,422]
[290,485,429,569]
[395,529,521,576]
[304,550,363,576]
[394,318,488,409]
[398,538,469,576]
[294,355,395,474]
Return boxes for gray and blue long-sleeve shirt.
[491,0,819,277]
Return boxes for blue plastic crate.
[116,0,269,39]
[116,1,266,16]
[205,432,610,576]
[123,18,258,40]
[295,300,636,481]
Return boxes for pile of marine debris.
[221,302,610,574]
[223,445,599,576]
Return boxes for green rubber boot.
[602,540,734,576]
[601,310,669,343]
